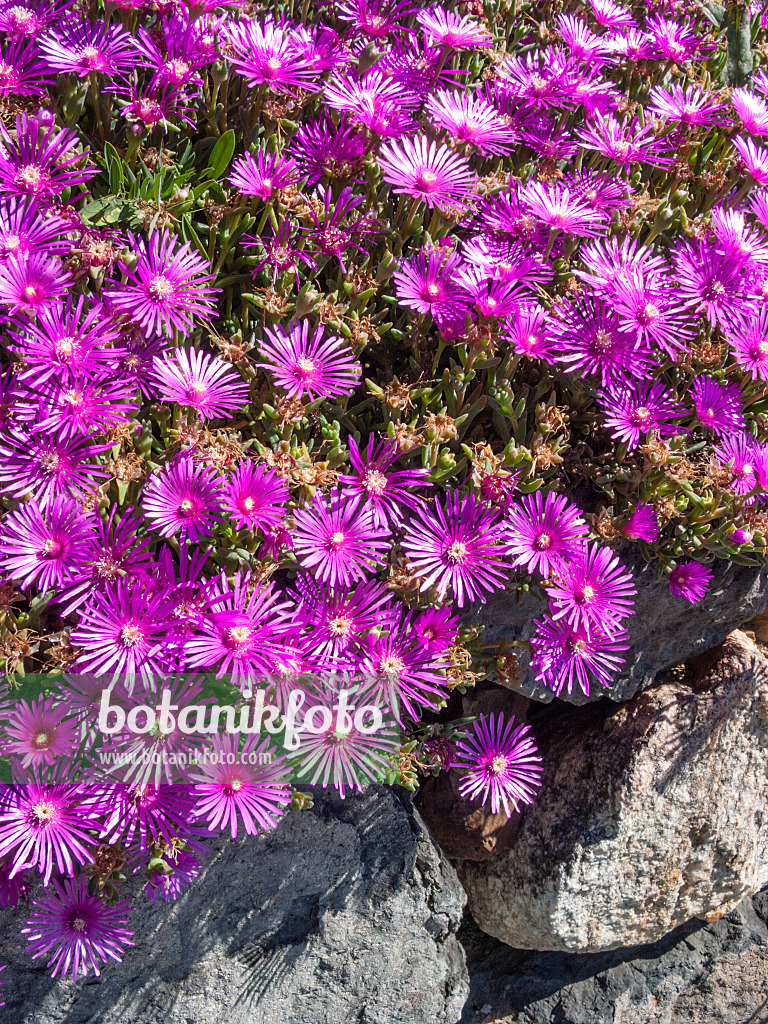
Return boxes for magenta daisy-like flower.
[0,858,31,908]
[713,434,760,495]
[4,695,78,768]
[519,180,604,238]
[39,17,137,76]
[337,434,430,528]
[220,460,288,532]
[596,381,688,451]
[427,88,517,156]
[0,429,109,507]
[0,495,92,592]
[551,294,656,385]
[0,777,96,885]
[288,684,400,797]
[152,348,250,419]
[691,375,745,436]
[293,489,390,588]
[576,113,673,169]
[294,574,394,666]
[8,295,122,387]
[0,113,95,197]
[227,149,300,200]
[672,240,748,329]
[622,503,659,542]
[55,505,152,617]
[144,848,201,904]
[98,783,197,848]
[0,38,53,95]
[184,572,294,686]
[105,231,219,336]
[71,579,172,679]
[378,136,478,213]
[32,375,139,440]
[503,491,588,577]
[417,5,492,48]
[224,15,317,94]
[191,733,291,838]
[734,135,768,185]
[648,84,727,128]
[453,713,541,816]
[22,874,134,980]
[530,615,630,697]
[257,320,361,401]
[547,542,636,635]
[724,309,768,380]
[394,247,470,320]
[402,492,510,608]
[504,303,556,361]
[669,561,713,604]
[143,458,222,542]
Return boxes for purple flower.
[648,84,727,128]
[8,295,121,386]
[713,434,760,494]
[0,38,53,94]
[184,572,294,685]
[669,561,713,603]
[244,214,318,288]
[152,348,250,419]
[287,114,370,185]
[504,303,556,360]
[257,320,361,401]
[22,874,134,980]
[724,309,768,380]
[143,458,222,542]
[622,503,659,542]
[546,542,636,635]
[293,489,390,587]
[519,180,604,238]
[503,491,588,577]
[301,184,379,270]
[32,375,139,440]
[394,247,470,320]
[673,240,748,328]
[417,5,492,49]
[530,615,630,697]
[191,733,291,837]
[402,492,510,608]
[71,579,172,678]
[55,505,152,616]
[4,695,78,768]
[378,136,478,213]
[294,574,394,666]
[734,135,768,185]
[39,18,136,76]
[597,380,687,451]
[0,429,109,507]
[551,294,656,385]
[427,88,517,156]
[337,434,429,528]
[576,113,674,169]
[220,461,288,533]
[454,713,542,816]
[224,15,318,94]
[691,376,745,436]
[105,232,219,336]
[0,113,95,197]
[0,777,96,885]
[227,149,300,200]
[0,495,92,592]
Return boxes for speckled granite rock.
[460,633,768,952]
[460,887,768,1024]
[0,787,469,1024]
[464,552,768,704]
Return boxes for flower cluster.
[0,0,763,987]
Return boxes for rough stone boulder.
[465,552,768,704]
[0,787,469,1024]
[460,886,768,1024]
[459,632,768,952]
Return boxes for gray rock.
[0,787,469,1024]
[460,887,768,1024]
[460,633,768,952]
[465,551,768,704]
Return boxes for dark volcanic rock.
[465,551,768,704]
[0,787,469,1024]
[460,887,768,1024]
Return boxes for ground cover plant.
[0,0,764,986]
